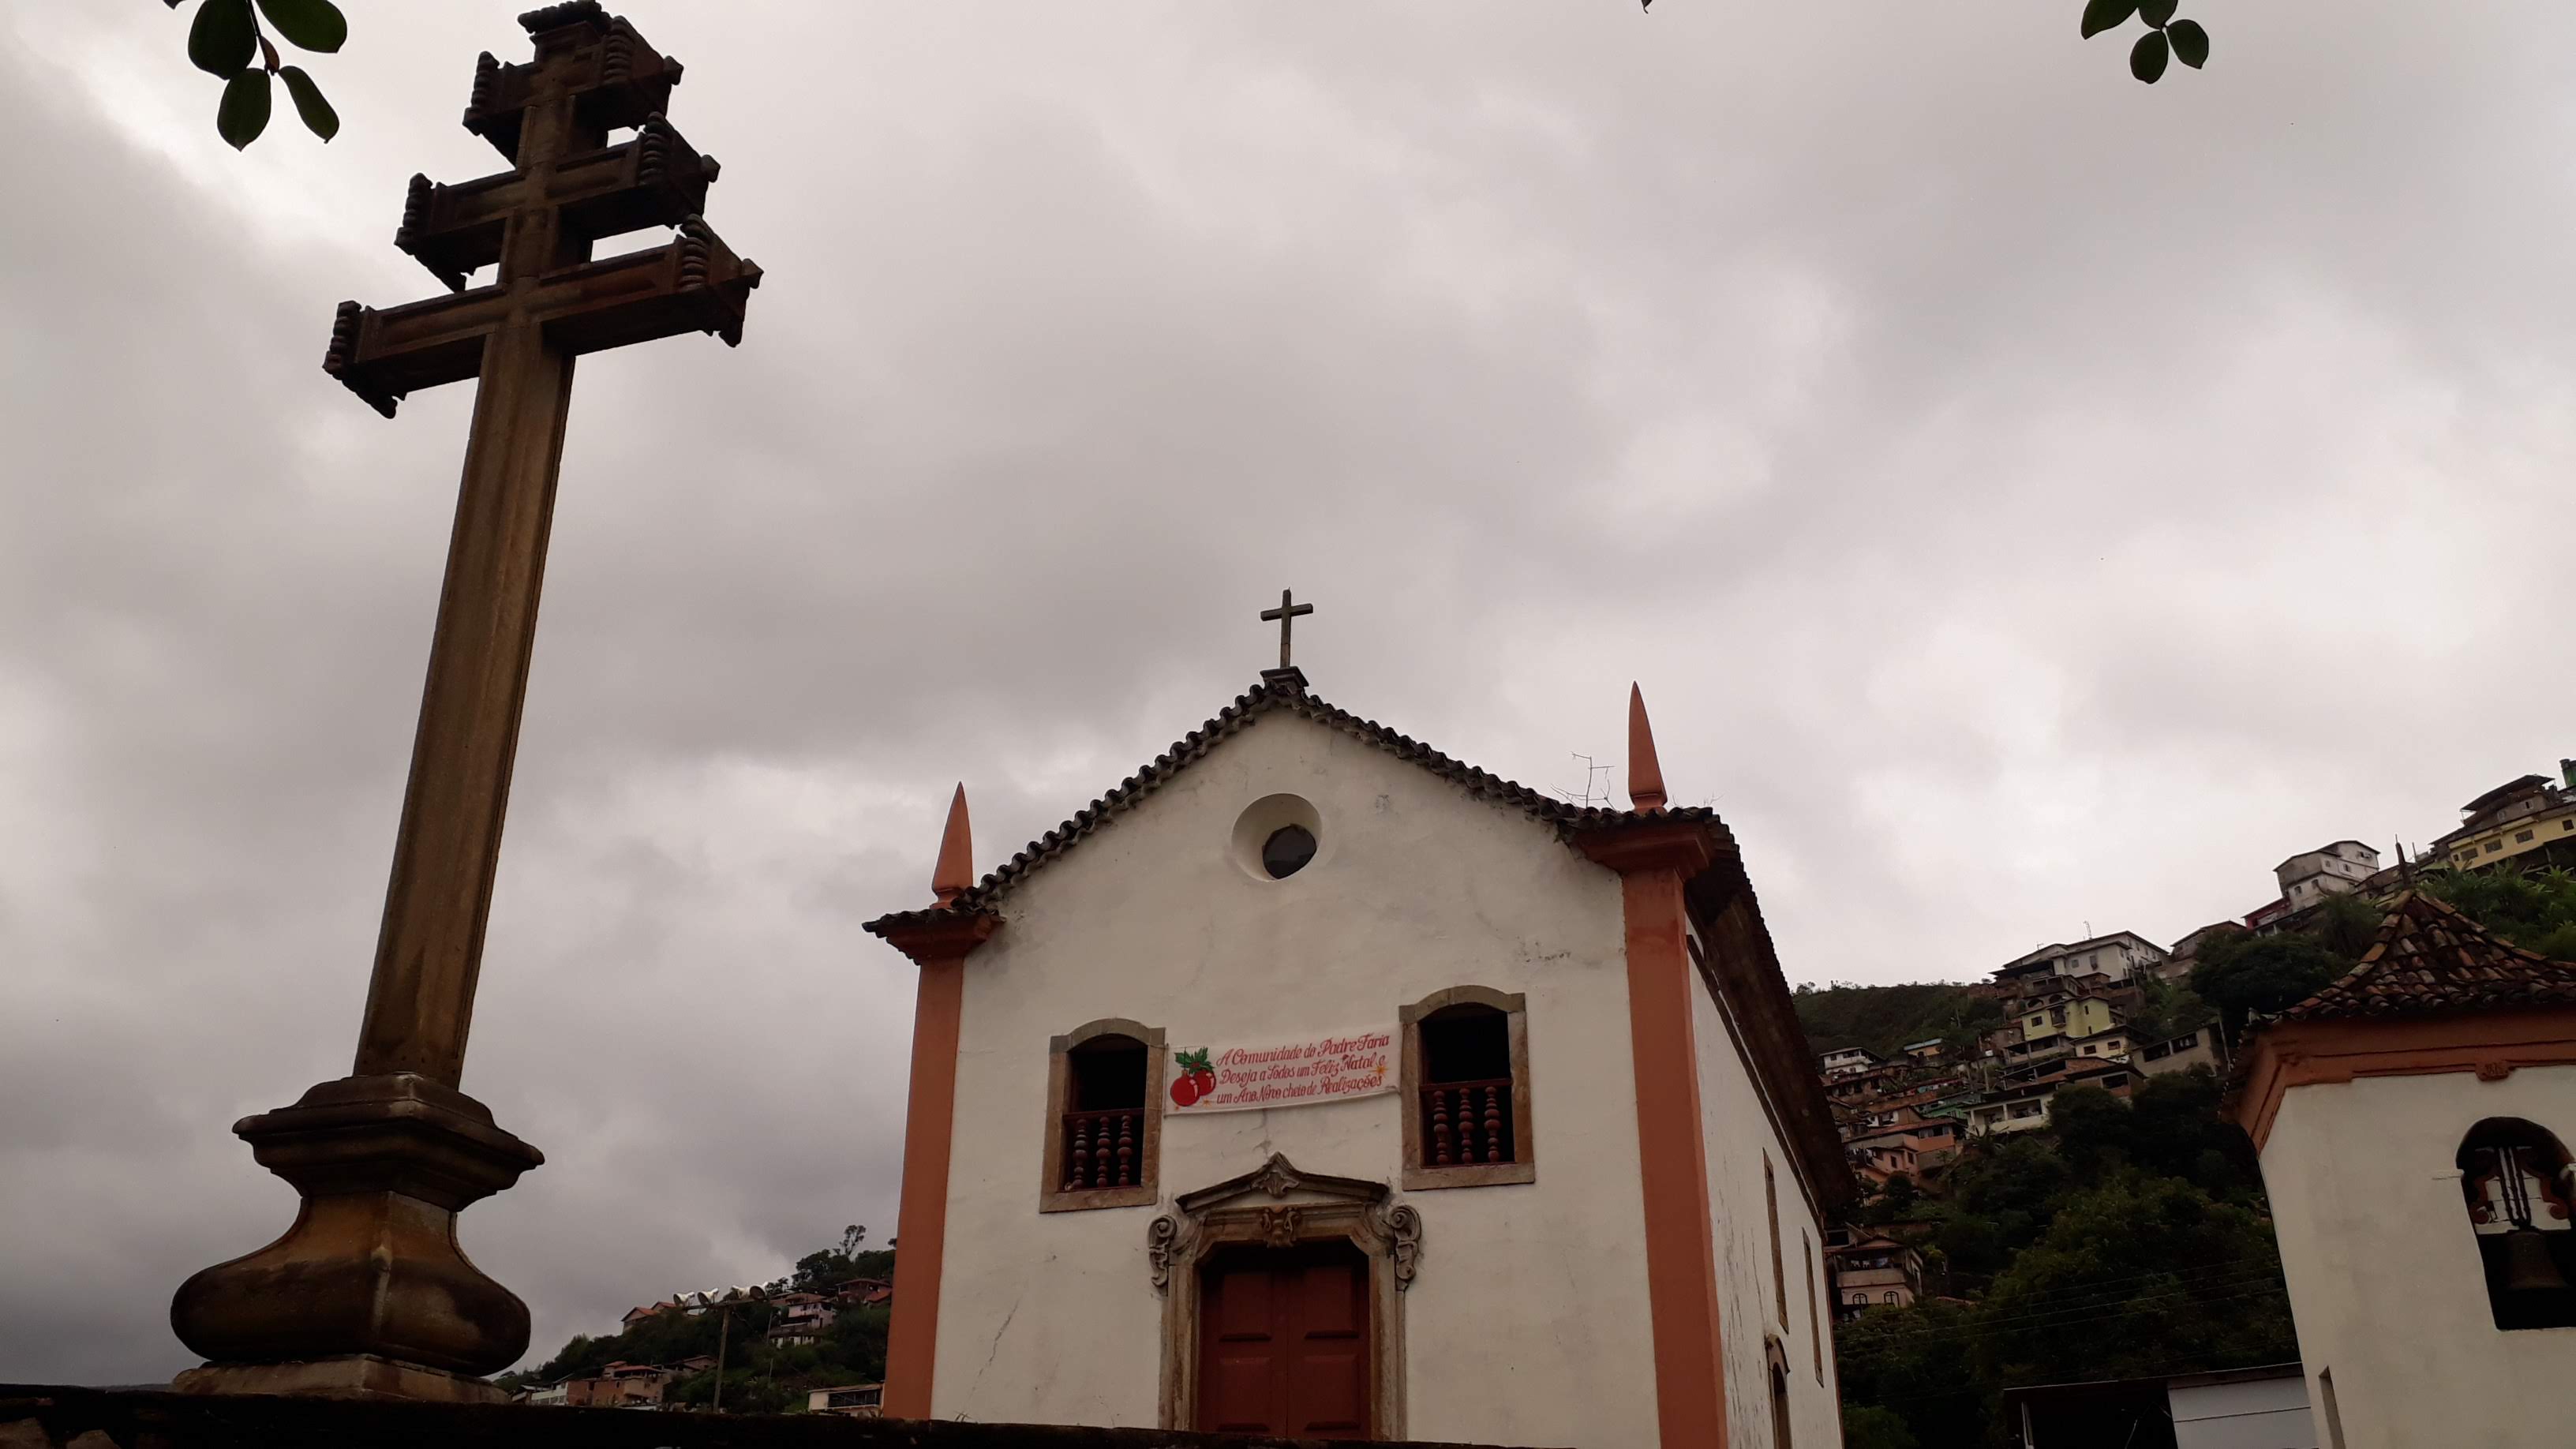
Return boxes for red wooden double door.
[1196,1241,1372,1438]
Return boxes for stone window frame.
[1397,985,1536,1191]
[1039,1017,1166,1213]
[1146,1153,1421,1437]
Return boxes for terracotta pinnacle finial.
[932,784,974,905]
[1627,683,1668,812]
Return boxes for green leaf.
[188,0,256,77]
[2080,0,2140,39]
[2130,29,2170,83]
[255,0,347,54]
[279,65,338,140]
[2140,0,2178,25]
[2168,18,2210,68]
[216,67,271,149]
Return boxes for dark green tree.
[2124,972,2216,1043]
[2426,866,2576,960]
[1833,1298,1994,1449]
[2191,931,2353,1043]
[2312,891,2385,960]
[1974,1172,2297,1388]
[1840,1403,1920,1449]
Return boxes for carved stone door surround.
[1147,1153,1421,1436]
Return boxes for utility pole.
[710,1305,730,1413]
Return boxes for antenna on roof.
[1554,752,1613,810]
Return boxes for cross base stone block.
[168,1075,543,1392]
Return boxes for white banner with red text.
[1166,1029,1398,1113]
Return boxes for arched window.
[2457,1118,2576,1330]
[1883,1290,1899,1305]
[1768,1342,1795,1449]
[1399,987,1533,1189]
[1041,1019,1165,1211]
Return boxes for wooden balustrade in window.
[1061,1106,1145,1191]
[1421,1077,1515,1166]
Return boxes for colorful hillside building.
[2230,891,2576,1448]
[865,653,1853,1447]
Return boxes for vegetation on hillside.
[1833,1070,2294,1448]
[1832,867,2576,1446]
[500,1225,896,1413]
[1790,980,2003,1061]
[2191,867,2576,1045]
[2426,864,2576,961]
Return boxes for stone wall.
[0,1387,1552,1449]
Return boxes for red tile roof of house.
[2272,890,2576,1024]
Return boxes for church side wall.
[1689,951,1843,1449]
[927,715,1661,1447]
[2260,1065,2576,1449]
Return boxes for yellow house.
[2437,767,2576,872]
[2019,995,2120,1043]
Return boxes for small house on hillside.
[1828,1237,1924,1320]
[807,1383,885,1417]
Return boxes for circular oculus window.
[1230,793,1324,882]
[1261,824,1317,878]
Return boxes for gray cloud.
[3,0,2570,1384]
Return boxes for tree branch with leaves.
[2082,0,2211,84]
[166,0,346,149]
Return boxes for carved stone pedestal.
[172,1354,513,1405]
[168,1074,543,1396]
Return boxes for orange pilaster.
[1623,864,1729,1448]
[1582,811,1729,1449]
[874,905,995,1421]
[882,953,964,1419]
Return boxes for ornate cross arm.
[465,4,682,163]
[326,219,759,417]
[396,114,718,292]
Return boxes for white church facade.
[2231,890,2576,1449]
[865,663,1854,1447]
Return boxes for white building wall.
[1692,979,1843,1449]
[928,711,1663,1447]
[2168,1373,2315,1449]
[2259,1065,2576,1449]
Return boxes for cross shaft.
[321,4,757,1088]
[174,5,760,1397]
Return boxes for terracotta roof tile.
[2272,890,2576,1024]
[862,677,1712,934]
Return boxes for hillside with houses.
[1803,760,2576,1447]
[494,1230,897,1416]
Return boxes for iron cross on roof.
[1260,589,1315,670]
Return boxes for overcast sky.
[4,0,2570,1387]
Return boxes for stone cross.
[171,3,758,1404]
[1260,588,1315,671]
